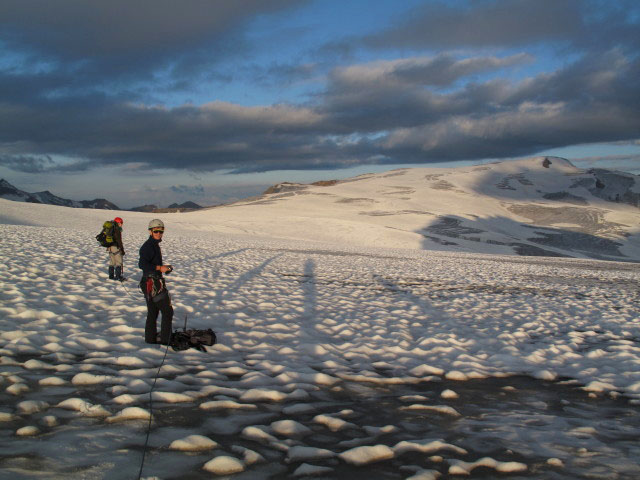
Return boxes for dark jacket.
[139,236,163,277]
[113,225,124,254]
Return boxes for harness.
[139,273,168,303]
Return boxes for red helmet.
[114,217,123,224]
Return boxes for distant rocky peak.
[0,179,119,209]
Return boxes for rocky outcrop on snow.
[584,168,639,207]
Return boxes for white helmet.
[148,219,164,230]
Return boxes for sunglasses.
[151,229,164,234]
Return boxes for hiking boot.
[108,266,115,279]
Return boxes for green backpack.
[96,221,115,247]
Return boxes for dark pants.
[145,294,173,344]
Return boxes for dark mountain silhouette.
[129,201,202,213]
[0,179,120,210]
[129,204,159,212]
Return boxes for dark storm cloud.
[0,0,304,96]
[0,0,301,58]
[316,54,535,131]
[356,48,640,162]
[0,153,95,173]
[0,48,638,173]
[363,0,636,50]
[0,154,55,173]
[0,99,345,172]
[0,1,638,175]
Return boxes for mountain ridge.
[0,179,120,210]
[218,156,640,261]
[0,179,203,212]
[1,157,639,261]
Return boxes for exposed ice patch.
[286,445,336,463]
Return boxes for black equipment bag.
[170,328,216,352]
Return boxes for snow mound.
[448,457,527,475]
[105,407,150,422]
[56,398,110,417]
[39,376,67,386]
[16,426,40,436]
[71,373,113,385]
[339,444,395,466]
[271,419,312,438]
[202,456,244,475]
[169,434,218,451]
[239,388,288,402]
[199,400,257,411]
[393,439,467,455]
[17,400,49,414]
[0,412,16,422]
[399,404,461,416]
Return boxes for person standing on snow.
[138,219,174,345]
[108,217,125,281]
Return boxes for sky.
[0,0,639,209]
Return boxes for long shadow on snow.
[301,259,317,335]
[214,253,283,304]
[372,274,517,361]
[467,159,639,209]
[208,248,251,259]
[417,213,633,261]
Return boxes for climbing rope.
[118,277,140,301]
[137,339,171,480]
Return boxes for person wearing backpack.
[106,217,125,281]
[138,219,174,345]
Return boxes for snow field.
[0,221,639,478]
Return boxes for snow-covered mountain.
[1,157,639,261]
[212,156,640,262]
[0,179,39,203]
[0,179,119,209]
